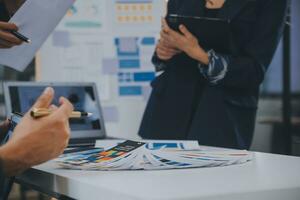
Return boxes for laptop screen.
[4,83,106,144]
[8,85,102,131]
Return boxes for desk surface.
[16,151,300,200]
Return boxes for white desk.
[16,152,300,200]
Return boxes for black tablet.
[166,14,236,54]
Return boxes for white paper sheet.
[56,140,253,171]
[0,0,75,71]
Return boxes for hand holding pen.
[31,108,93,119]
[0,21,23,48]
[1,87,75,176]
[0,21,30,49]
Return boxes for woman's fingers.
[157,46,172,59]
[160,30,171,42]
[160,30,179,48]
[179,25,193,38]
[157,49,172,60]
[0,39,14,48]
[0,22,23,46]
[160,19,194,53]
[161,18,171,33]
[157,42,180,54]
[162,27,184,45]
[160,40,181,53]
[0,22,18,31]
[0,31,23,45]
[161,18,180,37]
[156,44,179,60]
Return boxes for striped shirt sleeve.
[199,50,230,85]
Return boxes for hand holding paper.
[0,22,23,48]
[0,0,75,71]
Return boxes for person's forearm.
[190,46,209,65]
[0,145,29,177]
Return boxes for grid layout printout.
[56,140,253,171]
[114,0,155,25]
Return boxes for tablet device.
[3,82,106,147]
[1,113,22,145]
[166,14,237,54]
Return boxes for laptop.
[3,82,107,147]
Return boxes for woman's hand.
[156,19,182,61]
[0,21,23,48]
[160,19,209,65]
[156,39,181,61]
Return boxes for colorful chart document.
[56,140,253,171]
[0,0,75,71]
[95,139,201,150]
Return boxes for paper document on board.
[0,0,75,71]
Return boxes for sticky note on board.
[52,31,72,47]
[119,59,140,69]
[115,37,139,56]
[141,37,155,45]
[133,72,155,82]
[102,59,118,74]
[119,37,138,53]
[119,86,142,96]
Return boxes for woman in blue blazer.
[139,0,289,149]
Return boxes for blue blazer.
[138,0,289,149]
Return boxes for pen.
[10,30,31,43]
[31,108,93,118]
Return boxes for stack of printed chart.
[56,140,252,171]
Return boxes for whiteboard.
[37,0,166,139]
